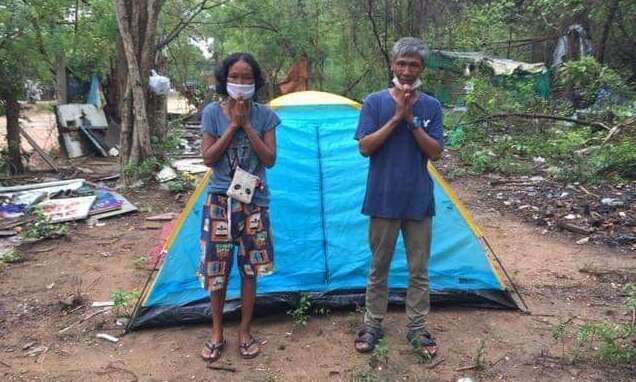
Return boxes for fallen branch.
[472,112,611,131]
[0,360,11,368]
[424,357,445,369]
[455,364,479,372]
[579,185,600,198]
[58,308,109,334]
[207,364,237,372]
[96,362,138,382]
[579,265,636,277]
[602,117,636,145]
[557,221,595,235]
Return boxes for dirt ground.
[1,106,636,381]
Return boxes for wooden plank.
[19,127,59,172]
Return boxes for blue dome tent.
[128,91,524,330]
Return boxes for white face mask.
[226,82,255,100]
[392,77,422,90]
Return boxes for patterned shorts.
[199,193,274,292]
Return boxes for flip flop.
[354,324,384,353]
[201,340,225,363]
[239,336,266,359]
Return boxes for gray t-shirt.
[201,101,280,207]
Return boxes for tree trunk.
[114,0,159,181]
[597,0,619,64]
[4,92,24,175]
[148,48,168,156]
[55,52,67,105]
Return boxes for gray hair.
[391,37,427,63]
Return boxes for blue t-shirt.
[354,89,444,220]
[201,102,280,207]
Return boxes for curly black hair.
[214,53,265,99]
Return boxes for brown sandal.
[354,325,384,353]
[407,329,438,359]
[201,340,225,363]
[239,336,266,359]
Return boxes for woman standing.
[199,52,279,363]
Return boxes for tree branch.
[472,112,611,131]
[156,0,226,51]
[366,0,391,71]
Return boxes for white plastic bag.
[148,70,171,96]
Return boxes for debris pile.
[0,178,137,259]
[484,174,635,248]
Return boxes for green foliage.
[558,57,633,106]
[133,256,147,269]
[20,207,68,240]
[447,63,634,183]
[590,140,636,181]
[440,1,517,51]
[287,293,312,326]
[0,249,23,264]
[124,157,162,181]
[152,120,183,160]
[111,289,141,317]
[474,337,488,370]
[166,172,196,194]
[0,148,9,175]
[372,337,389,366]
[625,283,636,312]
[551,283,636,366]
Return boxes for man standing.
[353,37,443,358]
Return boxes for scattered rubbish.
[24,346,48,357]
[156,166,178,182]
[485,173,635,247]
[558,222,595,235]
[46,283,55,289]
[601,198,624,207]
[96,333,119,343]
[116,318,129,327]
[21,342,36,350]
[172,158,208,174]
[98,174,121,182]
[91,301,115,308]
[90,190,124,215]
[55,103,119,159]
[576,237,591,245]
[89,191,137,220]
[145,212,178,221]
[0,179,85,212]
[60,294,83,308]
[457,378,474,382]
[144,221,164,230]
[38,196,96,223]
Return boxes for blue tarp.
[132,101,515,329]
[86,74,101,108]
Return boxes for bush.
[558,57,633,107]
